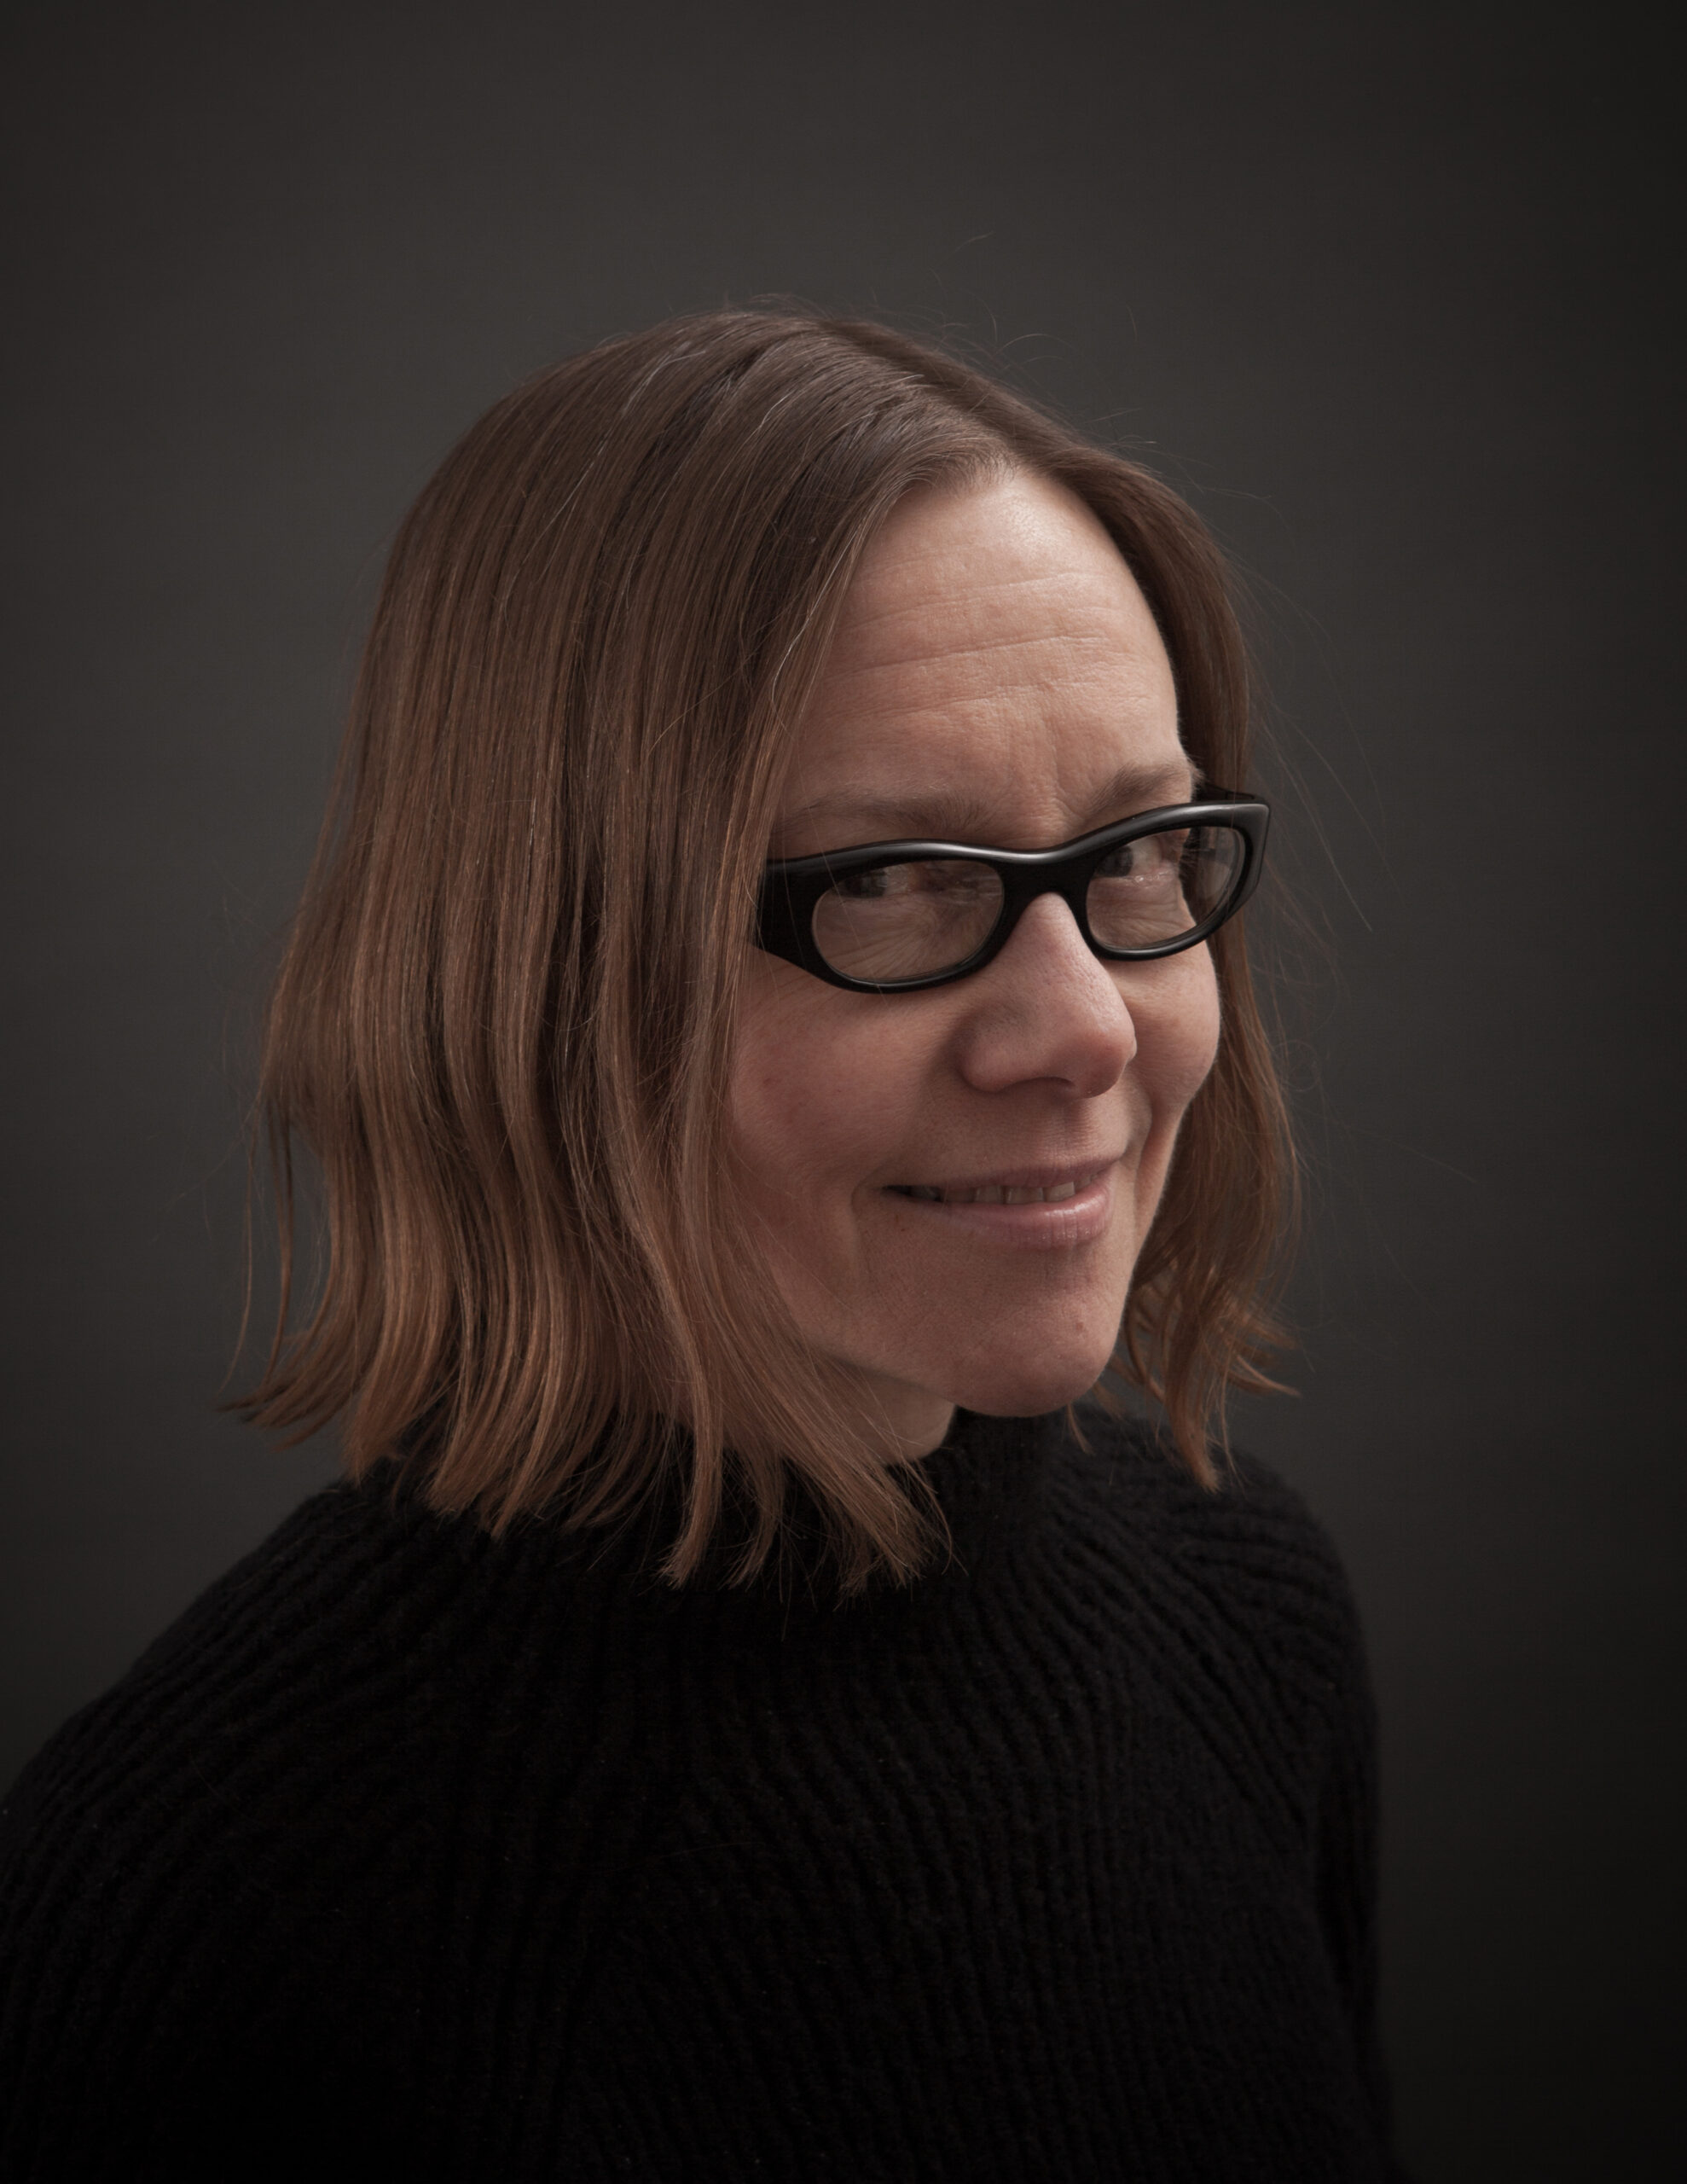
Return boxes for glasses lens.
[1086,822,1245,952]
[811,858,1005,984]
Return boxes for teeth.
[898,1176,1091,1205]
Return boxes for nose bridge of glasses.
[992,837,1110,936]
[986,856,1104,970]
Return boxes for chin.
[936,1338,1120,1420]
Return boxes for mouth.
[895,1170,1091,1205]
[885,1162,1116,1207]
[881,1163,1119,1251]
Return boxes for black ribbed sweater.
[0,1407,1399,2181]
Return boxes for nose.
[948,892,1137,1098]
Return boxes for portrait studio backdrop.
[3,3,1680,2176]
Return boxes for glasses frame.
[756,793,1271,995]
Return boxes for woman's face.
[729,469,1220,1453]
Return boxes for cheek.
[728,965,917,1210]
[1133,952,1223,1125]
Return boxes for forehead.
[778,470,1190,855]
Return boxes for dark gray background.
[3,2,1681,2175]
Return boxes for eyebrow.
[780,757,1206,847]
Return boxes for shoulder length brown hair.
[241,309,1294,1592]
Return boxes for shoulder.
[1,1471,664,1852]
[0,1479,636,1997]
[0,1478,667,2150]
[0,1487,427,1914]
[0,1485,414,2148]
[5,1481,461,1813]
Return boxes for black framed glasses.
[756,793,1269,994]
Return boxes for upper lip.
[887,1158,1121,1194]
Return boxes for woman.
[0,311,1400,2180]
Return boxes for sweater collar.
[906,1405,1059,1583]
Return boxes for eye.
[832,863,898,900]
[810,859,1006,983]
[1097,829,1188,880]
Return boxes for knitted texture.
[0,1407,1400,2181]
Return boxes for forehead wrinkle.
[814,624,1158,717]
[841,553,1118,620]
[830,566,1141,665]
[790,654,1187,851]
[782,472,1188,857]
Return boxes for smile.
[895,1181,1078,1205]
[887,1164,1113,1205]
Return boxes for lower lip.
[881,1167,1117,1251]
